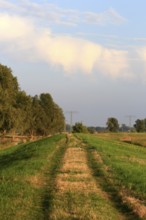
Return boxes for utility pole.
[126,115,135,131]
[66,111,78,132]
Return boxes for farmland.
[0,133,146,219]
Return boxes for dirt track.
[49,135,131,220]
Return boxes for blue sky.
[0,0,146,126]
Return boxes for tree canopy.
[134,119,146,132]
[0,63,65,136]
[106,117,119,132]
[72,122,88,133]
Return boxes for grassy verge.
[77,133,146,219]
[0,134,67,220]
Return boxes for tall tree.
[0,64,19,134]
[0,64,65,137]
[15,91,32,135]
[39,93,65,134]
[134,119,145,132]
[31,95,47,136]
[72,122,88,133]
[106,117,119,132]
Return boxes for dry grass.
[92,150,104,164]
[56,179,98,192]
[116,155,146,165]
[26,174,45,188]
[48,135,132,220]
[56,145,99,193]
[121,194,146,218]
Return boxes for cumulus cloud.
[0,12,130,78]
[36,32,129,78]
[0,7,146,82]
[0,13,33,40]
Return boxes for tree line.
[0,64,65,137]
[106,117,146,132]
[72,117,146,133]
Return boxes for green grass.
[1,133,146,219]
[96,132,146,148]
[50,191,128,220]
[77,133,146,219]
[49,135,131,220]
[0,134,66,220]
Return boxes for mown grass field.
[0,132,146,219]
[78,133,146,219]
[0,134,66,220]
[96,132,146,147]
[49,134,128,220]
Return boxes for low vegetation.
[0,134,66,220]
[96,132,146,147]
[1,132,146,219]
[49,135,129,220]
[78,133,146,219]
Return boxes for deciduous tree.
[72,122,88,133]
[106,117,119,132]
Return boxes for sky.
[0,0,146,127]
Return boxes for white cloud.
[0,0,126,26]
[138,47,146,59]
[1,14,126,76]
[0,12,129,78]
[83,8,126,25]
[0,13,33,41]
[36,32,129,78]
[136,47,146,73]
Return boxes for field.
[0,133,146,219]
[0,134,66,220]
[78,133,146,219]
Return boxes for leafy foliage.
[72,122,88,133]
[0,63,65,136]
[134,119,146,132]
[106,117,119,132]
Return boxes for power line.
[125,115,136,130]
[66,111,78,132]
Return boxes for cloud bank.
[36,33,129,78]
[0,3,144,81]
[0,13,130,78]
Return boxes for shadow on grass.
[41,142,67,220]
[0,135,62,171]
[0,143,36,170]
[86,146,141,220]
